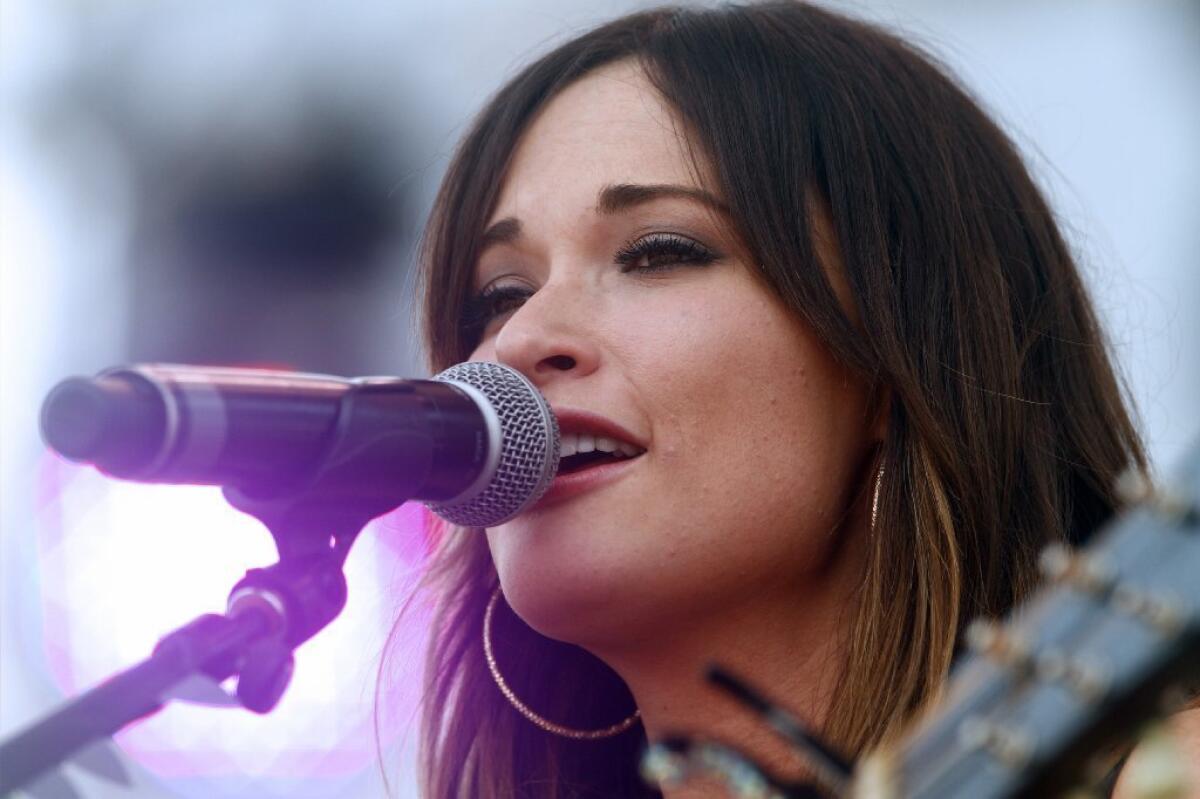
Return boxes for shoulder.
[1112,707,1200,799]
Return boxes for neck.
[593,569,859,797]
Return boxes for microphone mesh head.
[426,362,559,527]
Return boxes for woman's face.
[467,61,875,650]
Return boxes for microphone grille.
[426,362,559,527]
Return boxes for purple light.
[33,454,432,791]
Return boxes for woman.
[400,3,1194,796]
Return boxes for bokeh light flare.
[33,454,432,796]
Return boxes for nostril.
[542,355,576,371]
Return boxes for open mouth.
[557,433,645,475]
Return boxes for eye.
[614,232,720,273]
[460,283,533,340]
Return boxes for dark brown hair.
[402,3,1145,796]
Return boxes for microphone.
[40,361,560,527]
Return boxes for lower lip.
[531,455,644,511]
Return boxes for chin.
[499,570,607,640]
[487,509,717,648]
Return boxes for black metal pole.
[0,610,269,796]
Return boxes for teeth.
[559,432,645,458]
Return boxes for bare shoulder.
[1112,707,1200,799]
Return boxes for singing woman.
[396,3,1198,796]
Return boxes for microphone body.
[40,362,559,527]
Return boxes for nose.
[492,283,601,384]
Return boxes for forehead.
[492,60,706,219]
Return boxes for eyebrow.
[479,217,521,249]
[477,182,728,250]
[596,182,728,215]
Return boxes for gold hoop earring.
[870,462,885,531]
[483,587,640,740]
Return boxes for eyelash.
[614,232,719,273]
[460,233,719,337]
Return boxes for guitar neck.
[860,453,1200,799]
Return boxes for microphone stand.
[0,381,443,796]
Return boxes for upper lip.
[551,406,647,452]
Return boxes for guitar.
[643,444,1200,799]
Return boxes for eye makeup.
[459,229,724,344]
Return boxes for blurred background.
[2,1,1198,797]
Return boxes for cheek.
[633,300,867,542]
